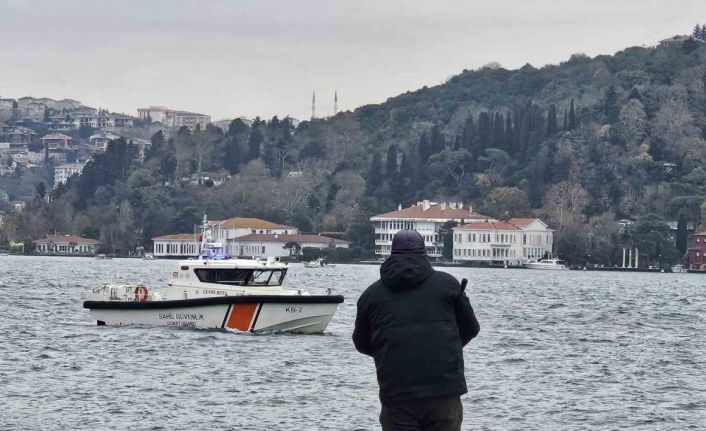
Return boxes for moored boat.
[303,257,335,268]
[83,216,344,334]
[525,258,568,270]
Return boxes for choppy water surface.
[1,256,705,430]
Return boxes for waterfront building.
[452,217,554,265]
[687,231,706,270]
[370,200,494,259]
[231,234,349,258]
[453,222,523,265]
[152,233,200,258]
[54,163,86,188]
[34,234,100,255]
[152,217,298,258]
[507,218,554,262]
[210,217,297,256]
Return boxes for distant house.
[196,171,229,186]
[687,231,706,270]
[47,115,77,132]
[137,106,210,132]
[111,114,136,128]
[1,125,37,145]
[54,163,86,188]
[42,133,73,152]
[231,234,349,258]
[131,138,151,161]
[34,234,100,255]
[89,132,120,151]
[659,35,697,46]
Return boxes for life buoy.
[134,285,149,302]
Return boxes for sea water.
[0,256,704,430]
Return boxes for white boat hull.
[84,296,343,334]
[524,264,568,270]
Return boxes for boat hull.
[524,265,567,270]
[84,295,344,334]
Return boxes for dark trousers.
[379,395,463,431]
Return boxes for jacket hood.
[380,254,434,291]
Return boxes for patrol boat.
[83,217,344,334]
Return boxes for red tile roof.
[34,234,100,244]
[235,234,349,245]
[507,218,537,226]
[372,204,490,220]
[151,233,199,241]
[455,222,521,231]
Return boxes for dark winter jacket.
[352,254,480,404]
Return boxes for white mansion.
[370,201,554,265]
[152,216,347,258]
[452,218,553,266]
[370,201,495,259]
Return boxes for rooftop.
[41,133,72,140]
[34,234,100,244]
[456,222,521,231]
[371,201,490,221]
[151,233,199,241]
[235,233,349,244]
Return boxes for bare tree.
[542,181,588,233]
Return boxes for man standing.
[353,230,480,431]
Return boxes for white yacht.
[83,216,344,334]
[525,258,568,270]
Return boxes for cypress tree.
[568,99,577,130]
[365,152,383,195]
[386,144,398,176]
[563,110,568,130]
[399,152,412,178]
[461,116,476,151]
[430,124,445,155]
[604,85,620,124]
[546,104,558,136]
[492,112,505,149]
[418,132,431,162]
[504,115,514,152]
[247,127,263,161]
[477,112,492,151]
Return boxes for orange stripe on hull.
[225,303,258,331]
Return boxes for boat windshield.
[249,269,286,286]
[194,268,286,286]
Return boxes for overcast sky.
[1,0,704,121]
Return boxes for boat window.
[194,268,251,285]
[267,270,285,286]
[249,269,287,286]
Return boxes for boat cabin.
[170,259,289,288]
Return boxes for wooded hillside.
[3,38,706,265]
